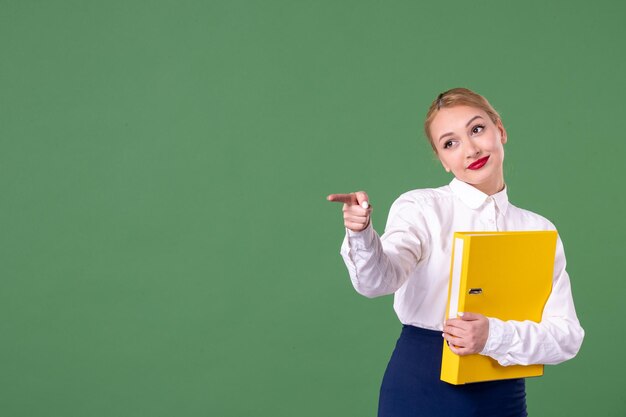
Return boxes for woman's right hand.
[327,191,372,232]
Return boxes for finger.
[445,318,469,331]
[343,204,370,216]
[448,343,460,355]
[354,191,370,209]
[443,325,466,338]
[449,337,480,355]
[448,344,472,356]
[344,214,369,224]
[458,312,482,321]
[443,331,464,345]
[443,334,466,354]
[444,333,473,354]
[327,193,357,205]
[345,221,368,232]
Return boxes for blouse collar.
[449,178,510,216]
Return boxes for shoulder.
[507,203,557,230]
[383,186,451,236]
[392,184,454,208]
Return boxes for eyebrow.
[438,115,484,142]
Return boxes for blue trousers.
[378,325,527,417]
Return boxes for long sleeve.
[339,196,425,298]
[480,235,585,366]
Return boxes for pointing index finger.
[326,193,358,205]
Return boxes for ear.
[496,119,507,144]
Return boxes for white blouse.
[340,178,584,366]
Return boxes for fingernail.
[458,312,464,317]
[361,201,369,209]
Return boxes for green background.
[1,1,623,416]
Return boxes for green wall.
[2,1,624,415]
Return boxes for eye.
[471,124,485,135]
[443,140,455,149]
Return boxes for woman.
[327,88,584,417]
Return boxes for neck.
[471,177,505,196]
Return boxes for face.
[429,105,507,196]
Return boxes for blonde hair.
[424,88,501,152]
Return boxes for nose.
[464,139,481,158]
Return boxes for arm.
[481,235,585,365]
[337,195,425,298]
[443,235,585,366]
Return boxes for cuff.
[346,222,375,250]
[480,317,513,357]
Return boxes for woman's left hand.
[443,312,489,356]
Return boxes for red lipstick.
[467,156,490,170]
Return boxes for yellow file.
[440,231,558,385]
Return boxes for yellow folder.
[440,231,557,385]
